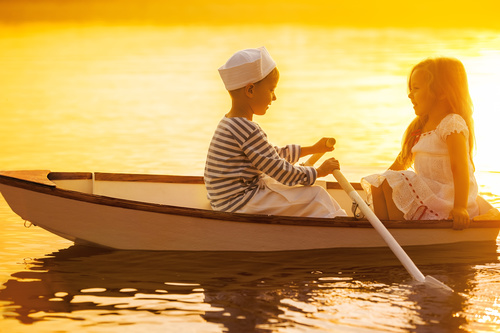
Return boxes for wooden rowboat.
[0,170,498,251]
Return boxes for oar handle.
[303,138,336,166]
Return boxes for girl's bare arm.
[447,132,470,229]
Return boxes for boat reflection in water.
[1,242,498,332]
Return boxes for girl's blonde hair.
[398,57,475,169]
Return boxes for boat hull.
[0,171,499,251]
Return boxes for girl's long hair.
[398,57,475,169]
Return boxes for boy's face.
[250,68,279,116]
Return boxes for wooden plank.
[49,172,93,181]
[94,172,205,184]
[93,172,364,189]
[327,181,363,190]
[0,170,55,187]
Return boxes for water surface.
[1,23,500,332]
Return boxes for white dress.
[361,114,479,220]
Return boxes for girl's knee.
[371,182,385,199]
[381,179,391,191]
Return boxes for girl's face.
[250,68,279,116]
[408,68,437,117]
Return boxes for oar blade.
[424,275,454,293]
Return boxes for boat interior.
[47,172,364,216]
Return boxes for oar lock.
[352,201,370,219]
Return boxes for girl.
[361,57,478,230]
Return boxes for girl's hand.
[316,157,340,178]
[449,207,470,230]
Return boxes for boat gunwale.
[1,170,499,230]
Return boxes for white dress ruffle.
[361,114,479,220]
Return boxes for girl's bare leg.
[371,184,389,220]
[371,180,405,220]
[380,180,405,220]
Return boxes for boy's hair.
[398,57,475,169]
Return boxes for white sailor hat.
[218,46,276,91]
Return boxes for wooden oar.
[303,139,452,290]
[332,169,453,292]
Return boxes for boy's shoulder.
[217,117,265,143]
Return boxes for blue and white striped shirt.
[204,117,317,212]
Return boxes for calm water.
[1,23,500,332]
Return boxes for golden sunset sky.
[1,0,499,28]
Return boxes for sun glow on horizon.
[462,53,500,172]
[1,0,500,29]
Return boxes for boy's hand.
[313,137,336,154]
[316,157,340,178]
[300,138,336,159]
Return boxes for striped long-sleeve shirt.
[204,117,317,212]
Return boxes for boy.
[204,47,346,218]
